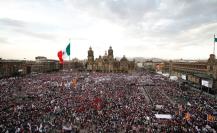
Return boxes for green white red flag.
[57,43,70,64]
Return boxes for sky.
[0,0,217,60]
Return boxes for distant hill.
[115,57,166,62]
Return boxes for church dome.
[120,55,128,62]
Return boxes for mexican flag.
[57,43,70,64]
[215,37,217,42]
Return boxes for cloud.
[0,0,217,59]
[14,29,56,40]
[105,0,159,20]
[0,18,26,28]
[64,0,159,23]
[0,18,57,40]
[148,0,217,34]
[0,37,10,44]
[63,0,217,40]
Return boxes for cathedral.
[86,46,135,73]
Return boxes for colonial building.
[162,54,217,94]
[31,56,60,73]
[86,46,135,73]
[0,57,60,78]
[62,58,85,71]
[0,60,28,78]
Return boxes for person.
[0,71,216,132]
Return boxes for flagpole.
[69,38,71,71]
[69,38,71,61]
[214,34,216,55]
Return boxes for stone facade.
[62,59,85,71]
[0,60,28,78]
[0,57,60,78]
[31,56,60,73]
[86,46,135,73]
[162,54,217,94]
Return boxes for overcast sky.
[0,0,217,60]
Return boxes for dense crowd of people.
[0,70,216,132]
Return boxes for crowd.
[0,71,216,132]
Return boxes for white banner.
[170,76,178,81]
[155,114,172,119]
[181,74,186,80]
[201,80,212,88]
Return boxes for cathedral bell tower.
[87,46,94,71]
[108,46,114,60]
[88,46,94,63]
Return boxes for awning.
[193,73,212,79]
